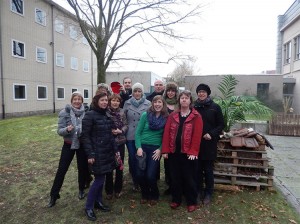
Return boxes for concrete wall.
[185,74,283,102]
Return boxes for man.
[119,77,132,108]
[146,80,165,102]
[194,83,224,206]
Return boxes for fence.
[269,113,300,136]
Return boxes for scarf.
[130,95,146,108]
[195,96,212,107]
[147,111,167,130]
[68,104,85,149]
[108,107,123,129]
[165,97,177,106]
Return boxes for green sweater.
[135,112,164,149]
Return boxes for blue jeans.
[136,144,160,200]
[126,140,138,185]
[85,174,105,209]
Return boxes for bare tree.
[66,0,202,83]
[167,57,197,87]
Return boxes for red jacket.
[162,108,203,156]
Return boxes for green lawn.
[0,114,299,224]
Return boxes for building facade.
[277,0,300,113]
[185,74,283,110]
[0,0,97,119]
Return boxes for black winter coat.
[81,107,117,175]
[194,99,224,160]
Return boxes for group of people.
[47,77,224,221]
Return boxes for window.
[11,0,24,15]
[55,19,64,34]
[84,89,89,99]
[12,39,25,58]
[57,87,65,99]
[294,35,300,60]
[284,41,292,64]
[71,57,78,70]
[13,84,26,100]
[56,53,64,67]
[37,85,47,100]
[257,83,269,101]
[35,8,46,26]
[36,47,47,63]
[82,36,89,45]
[69,25,78,40]
[83,60,89,72]
[72,88,78,93]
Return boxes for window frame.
[69,25,78,40]
[13,83,27,100]
[83,60,89,72]
[55,18,64,34]
[71,57,78,70]
[37,85,48,100]
[57,87,65,100]
[36,46,47,63]
[56,52,65,67]
[11,0,24,16]
[82,36,89,45]
[12,39,26,59]
[83,89,89,99]
[71,88,78,94]
[294,35,300,61]
[35,8,46,26]
[284,41,292,64]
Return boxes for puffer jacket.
[81,107,117,175]
[162,109,203,156]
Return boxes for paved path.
[266,135,300,214]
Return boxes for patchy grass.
[0,114,299,224]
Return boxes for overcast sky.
[56,0,296,77]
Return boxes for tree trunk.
[97,57,106,84]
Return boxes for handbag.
[115,134,126,146]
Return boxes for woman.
[81,93,117,221]
[162,82,179,194]
[194,83,224,206]
[162,90,203,212]
[48,91,89,208]
[135,95,168,205]
[163,82,179,113]
[123,83,151,191]
[105,94,128,199]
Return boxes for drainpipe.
[51,5,55,113]
[91,48,94,95]
[0,3,5,119]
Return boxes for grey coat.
[57,108,73,142]
[123,98,151,140]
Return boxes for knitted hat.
[163,82,178,99]
[71,91,83,102]
[132,82,144,93]
[196,83,211,95]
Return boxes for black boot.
[94,201,110,212]
[85,209,96,221]
[78,190,85,200]
[48,194,60,208]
